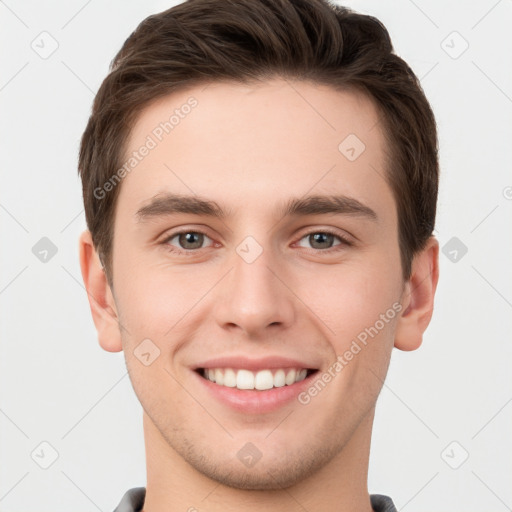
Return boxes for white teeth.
[201,367,311,390]
[296,369,307,382]
[236,369,254,390]
[223,368,237,387]
[285,369,296,385]
[273,369,286,387]
[254,370,274,390]
[214,368,224,386]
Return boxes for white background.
[1,1,511,510]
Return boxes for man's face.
[109,79,406,489]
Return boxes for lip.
[193,355,318,372]
[192,370,318,414]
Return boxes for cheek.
[302,266,400,409]
[297,256,402,342]
[114,260,215,341]
[115,267,198,401]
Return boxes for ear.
[79,230,122,352]
[394,236,440,351]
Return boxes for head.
[79,0,439,492]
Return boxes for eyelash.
[160,228,353,256]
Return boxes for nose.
[213,241,295,338]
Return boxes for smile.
[198,367,317,390]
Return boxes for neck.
[141,408,375,512]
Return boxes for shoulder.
[112,487,146,512]
[370,493,397,512]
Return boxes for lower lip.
[192,370,317,414]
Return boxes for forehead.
[117,78,394,226]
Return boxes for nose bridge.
[214,235,295,335]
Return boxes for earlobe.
[394,236,440,351]
[78,230,123,353]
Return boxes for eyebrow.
[135,193,378,222]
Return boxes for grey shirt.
[113,487,397,512]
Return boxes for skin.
[79,78,439,512]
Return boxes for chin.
[183,442,340,491]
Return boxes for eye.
[163,230,214,253]
[160,228,352,256]
[296,230,352,251]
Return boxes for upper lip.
[194,355,319,372]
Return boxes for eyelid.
[293,228,354,250]
[295,225,354,240]
[160,225,354,255]
[161,228,216,249]
[159,223,215,240]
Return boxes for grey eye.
[168,232,212,250]
[297,232,341,250]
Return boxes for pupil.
[311,233,332,249]
[180,232,202,249]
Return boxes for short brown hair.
[78,0,438,285]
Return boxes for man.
[78,0,439,510]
